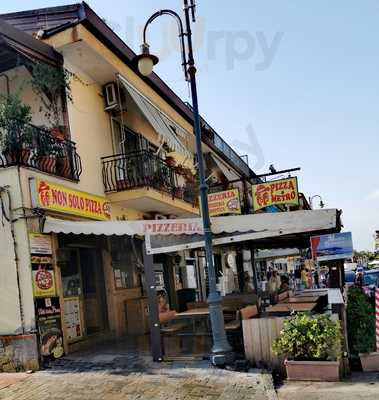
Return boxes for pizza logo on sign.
[35,269,53,290]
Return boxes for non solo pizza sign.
[252,177,299,211]
[30,178,111,220]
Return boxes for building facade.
[0,3,254,370]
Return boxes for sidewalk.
[0,352,277,400]
[277,372,379,400]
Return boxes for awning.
[118,74,192,159]
[209,153,240,181]
[43,209,340,254]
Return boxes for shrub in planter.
[272,313,342,381]
[347,287,378,371]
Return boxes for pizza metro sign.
[252,177,299,211]
[31,179,111,220]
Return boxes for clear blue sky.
[3,0,379,250]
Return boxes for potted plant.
[272,313,342,381]
[347,287,378,371]
[55,144,73,179]
[31,63,72,139]
[0,93,32,164]
[37,134,57,174]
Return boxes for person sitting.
[268,269,281,304]
[279,275,290,292]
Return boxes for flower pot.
[285,360,340,382]
[50,127,65,141]
[165,157,176,167]
[4,152,16,164]
[21,148,30,164]
[359,352,379,372]
[56,156,72,178]
[38,156,57,174]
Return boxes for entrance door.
[80,248,108,335]
[61,247,108,340]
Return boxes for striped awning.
[118,74,192,159]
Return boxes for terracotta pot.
[165,157,176,167]
[21,148,30,164]
[360,352,379,372]
[285,360,340,382]
[50,128,65,141]
[38,156,57,174]
[56,156,72,178]
[4,151,17,164]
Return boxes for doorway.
[61,247,108,342]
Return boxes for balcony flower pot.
[38,155,57,174]
[359,352,379,372]
[49,127,66,141]
[165,156,176,167]
[285,359,340,382]
[56,156,72,179]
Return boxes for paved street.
[277,372,379,400]
[0,348,277,400]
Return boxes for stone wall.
[0,335,39,372]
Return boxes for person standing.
[268,269,281,304]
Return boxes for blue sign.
[311,232,353,262]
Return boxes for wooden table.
[284,296,320,304]
[175,308,210,319]
[266,302,316,314]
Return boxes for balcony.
[102,151,199,215]
[0,121,82,181]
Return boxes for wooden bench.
[225,305,259,332]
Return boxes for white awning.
[118,74,192,159]
[44,209,337,237]
[210,153,240,181]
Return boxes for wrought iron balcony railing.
[102,151,198,207]
[0,121,82,181]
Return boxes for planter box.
[285,360,340,381]
[360,352,379,372]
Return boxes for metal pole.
[183,0,234,365]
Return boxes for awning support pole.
[143,247,163,361]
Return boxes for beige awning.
[118,74,192,159]
[209,153,240,181]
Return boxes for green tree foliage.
[347,287,376,355]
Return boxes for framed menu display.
[64,297,83,342]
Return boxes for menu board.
[29,233,53,255]
[64,297,83,341]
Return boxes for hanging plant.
[31,63,72,135]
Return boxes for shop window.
[111,237,143,290]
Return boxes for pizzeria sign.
[208,189,241,217]
[30,178,111,220]
[252,177,299,211]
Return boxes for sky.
[2,0,379,251]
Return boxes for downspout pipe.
[0,186,25,334]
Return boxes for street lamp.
[309,195,325,209]
[135,0,234,366]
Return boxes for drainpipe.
[0,186,25,333]
[0,74,10,95]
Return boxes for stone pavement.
[277,372,379,400]
[0,346,277,400]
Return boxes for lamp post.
[309,195,325,209]
[135,0,234,366]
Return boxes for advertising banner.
[32,267,56,298]
[311,232,353,262]
[208,189,241,217]
[252,177,299,211]
[30,178,111,220]
[29,233,52,255]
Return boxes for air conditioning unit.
[103,82,119,111]
[154,214,168,220]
